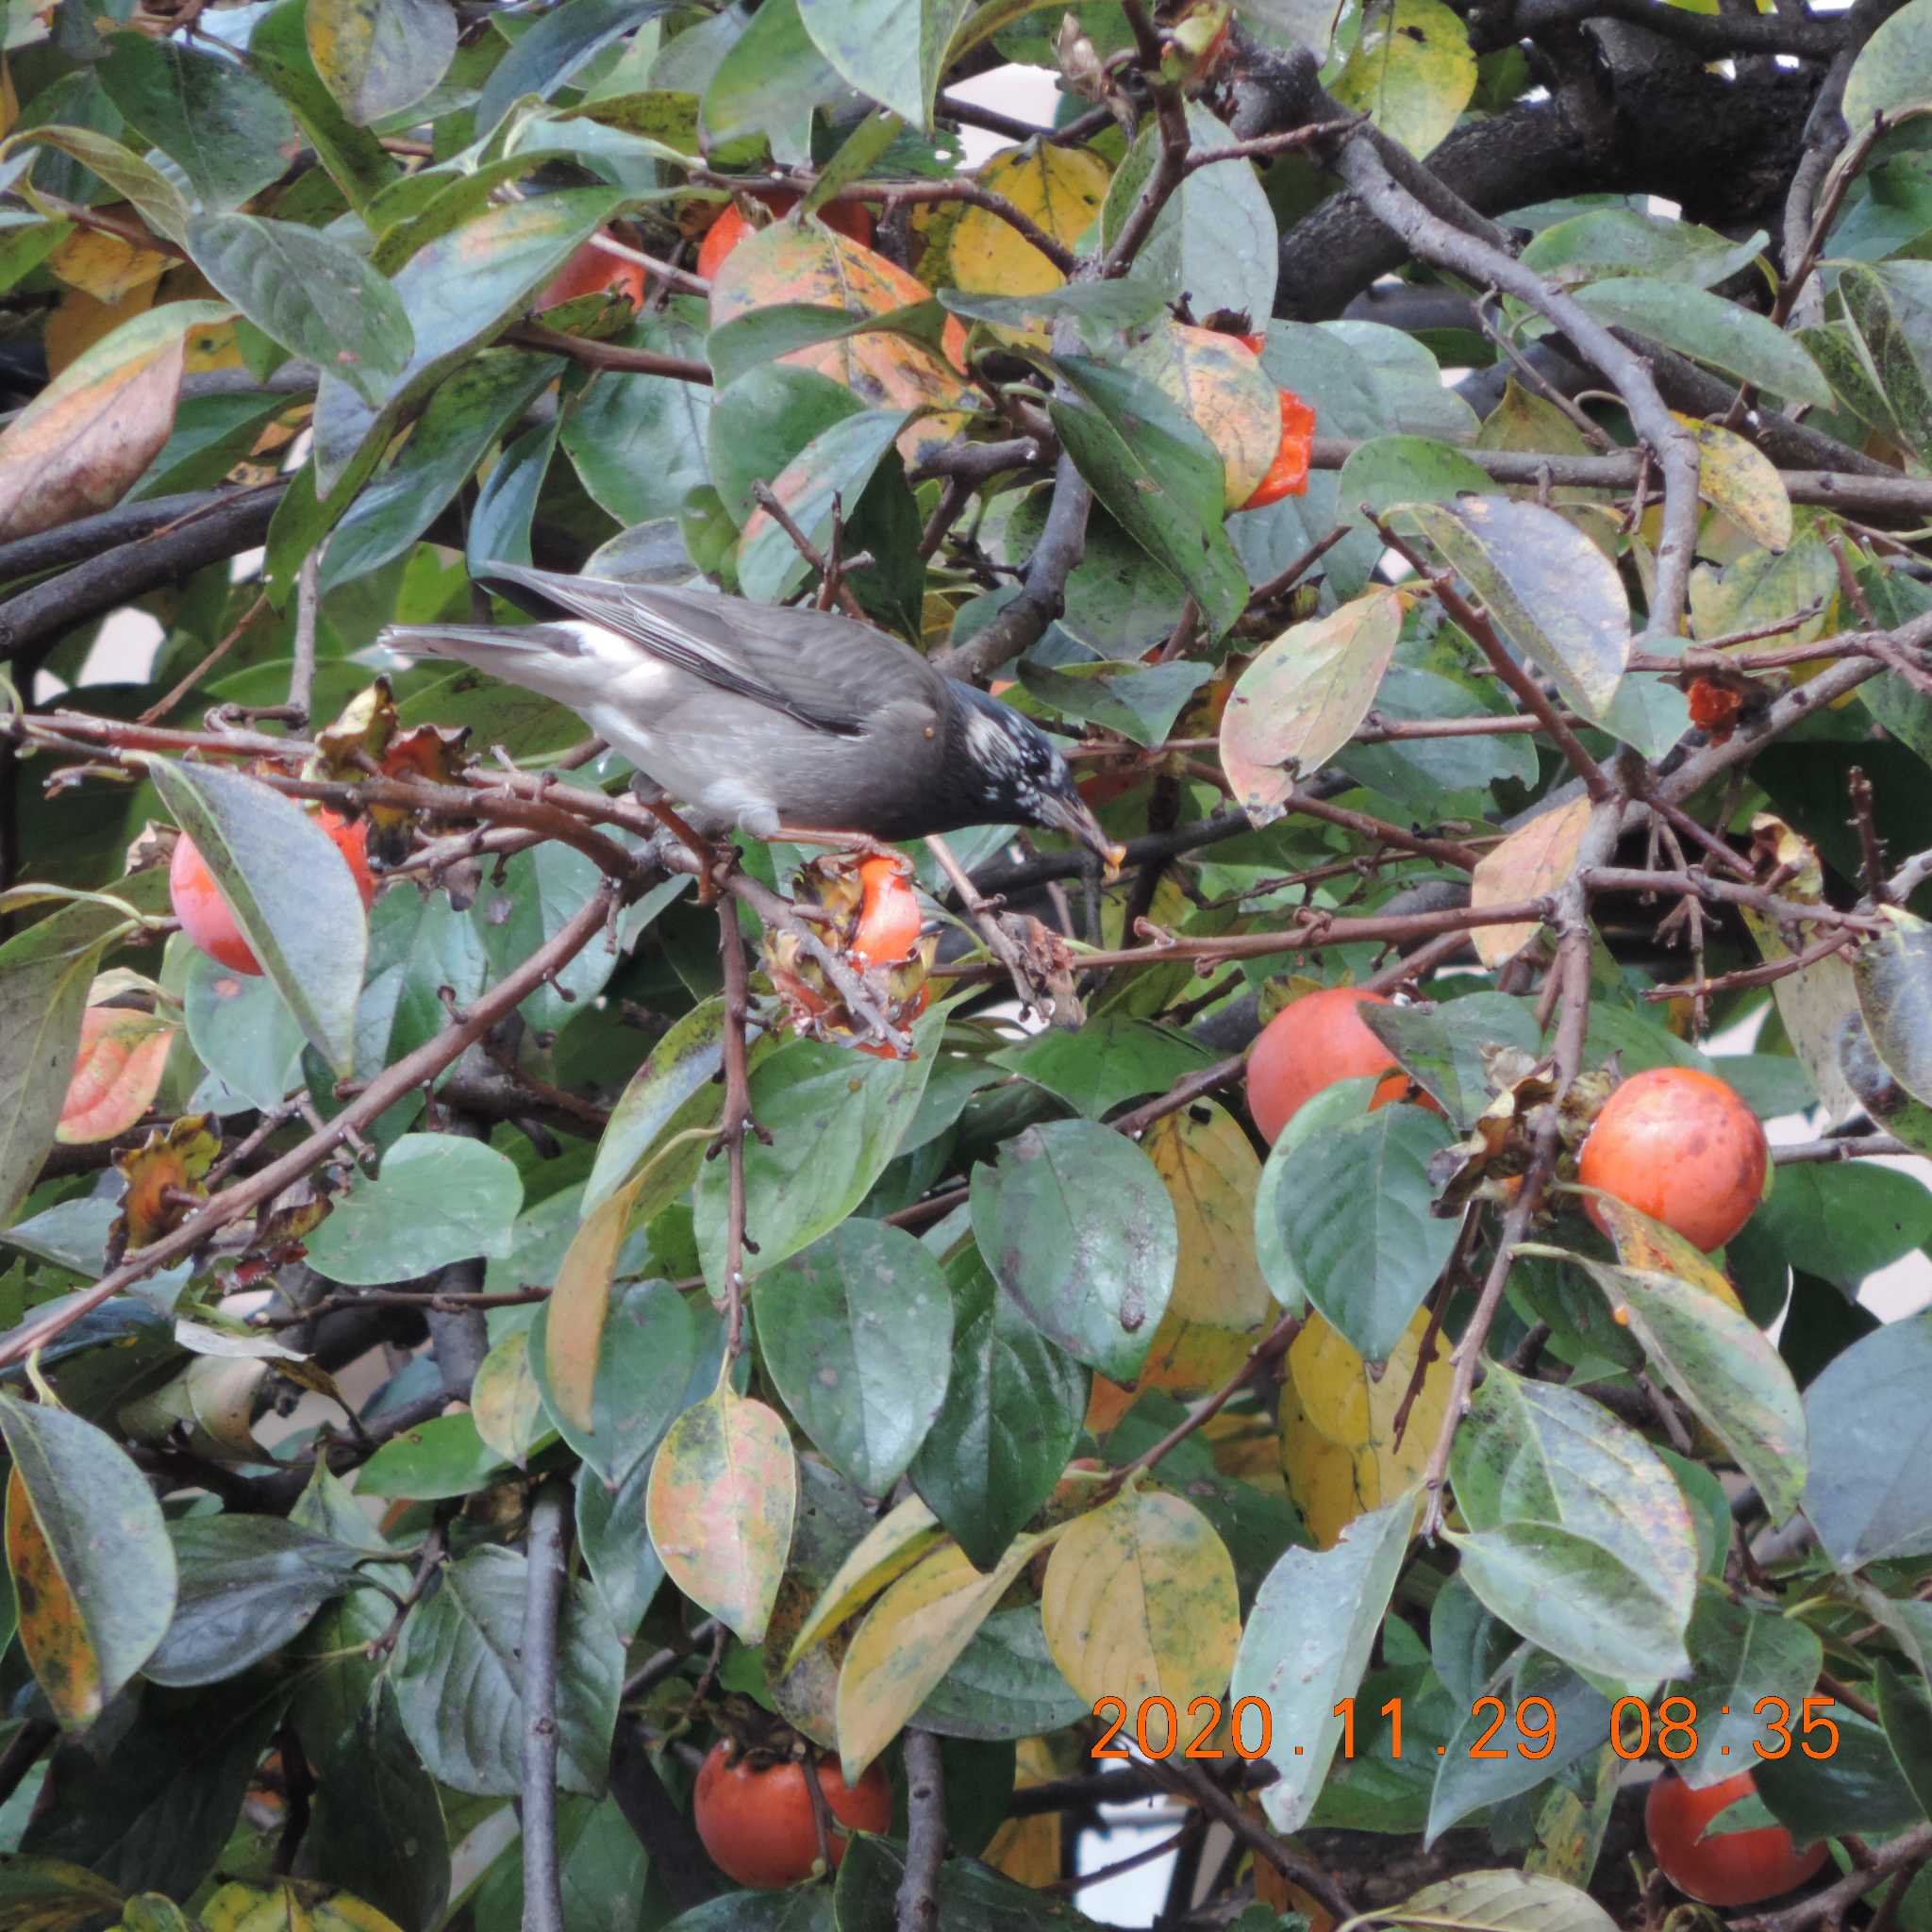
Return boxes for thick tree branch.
[521,1480,570,1932]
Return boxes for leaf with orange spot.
[0,300,229,540]
[645,1386,796,1643]
[1582,1191,1746,1314]
[110,1113,220,1261]
[57,1002,174,1144]
[1124,321,1281,508]
[708,220,973,463]
[1469,792,1593,969]
[1221,591,1405,825]
[0,1396,175,1727]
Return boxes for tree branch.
[521,1480,571,1932]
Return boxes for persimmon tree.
[2,2,1932,1929]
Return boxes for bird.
[378,561,1124,870]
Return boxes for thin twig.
[521,1481,570,1932]
[288,553,320,730]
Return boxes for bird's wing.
[475,561,941,739]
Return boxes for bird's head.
[953,685,1126,874]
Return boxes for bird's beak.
[1039,792,1127,879]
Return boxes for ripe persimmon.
[1245,986,1416,1145]
[1644,1771,1826,1907]
[169,811,375,976]
[693,1741,891,1889]
[697,191,874,282]
[534,232,649,314]
[1577,1065,1767,1252]
[1238,389,1317,508]
[850,855,922,968]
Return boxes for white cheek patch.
[965,707,1016,773]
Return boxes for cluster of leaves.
[2,0,1932,1930]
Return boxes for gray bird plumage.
[379,561,1120,862]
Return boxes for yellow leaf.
[1284,1307,1452,1546]
[1041,1490,1240,1755]
[470,1328,547,1464]
[981,1735,1066,1888]
[1089,1100,1272,1432]
[1688,530,1836,650]
[1582,1191,1746,1313]
[202,1882,404,1932]
[1469,792,1592,969]
[543,1176,637,1436]
[7,1464,102,1727]
[1330,0,1476,158]
[836,1528,1058,1781]
[47,227,172,304]
[1672,412,1792,554]
[0,1857,125,1932]
[645,1388,796,1644]
[786,1492,943,1673]
[945,142,1111,341]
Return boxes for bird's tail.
[378,622,605,704]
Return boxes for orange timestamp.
[1089,1693,1841,1763]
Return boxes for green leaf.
[1099,101,1278,337]
[1671,1591,1824,1789]
[584,996,728,1213]
[147,759,368,1076]
[1427,1650,1613,1841]
[1837,263,1932,465]
[1843,0,1932,127]
[708,364,863,525]
[304,1133,524,1284]
[468,417,558,575]
[1752,1158,1932,1291]
[1231,1492,1416,1833]
[308,185,621,498]
[991,1018,1215,1121]
[1048,355,1251,639]
[252,0,399,214]
[183,942,306,1114]
[475,0,679,141]
[739,408,911,606]
[0,1395,175,1726]
[970,1118,1178,1383]
[1572,276,1834,408]
[702,0,847,166]
[693,1010,941,1288]
[472,835,623,1036]
[97,35,296,210]
[1451,1369,1697,1679]
[1330,0,1477,158]
[530,1278,698,1485]
[1271,1102,1459,1362]
[1855,906,1932,1110]
[1876,1657,1932,1823]
[1804,1307,1932,1569]
[1016,659,1210,748]
[322,348,563,589]
[306,0,458,126]
[796,0,972,125]
[146,1517,366,1687]
[757,1220,953,1495]
[561,326,714,527]
[352,1412,513,1500]
[182,213,412,409]
[1394,495,1631,717]
[1520,209,1766,291]
[1357,992,1545,1130]
[1562,1256,1809,1524]
[708,298,949,392]
[941,277,1167,344]
[393,1545,623,1795]
[0,895,136,1226]
[7,123,191,242]
[909,1245,1087,1572]
[1336,666,1540,815]
[914,1604,1086,1740]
